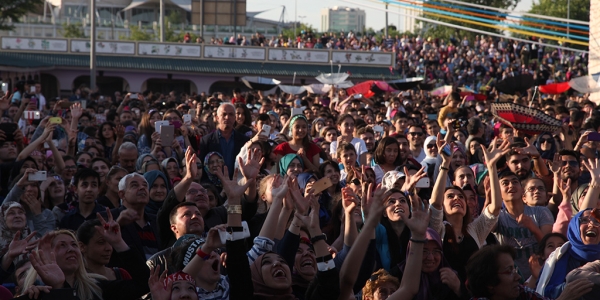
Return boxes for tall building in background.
[320,6,366,33]
[399,1,422,33]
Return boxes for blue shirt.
[218,129,236,176]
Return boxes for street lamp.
[298,15,306,33]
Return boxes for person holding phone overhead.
[273,115,321,173]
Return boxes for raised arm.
[238,147,264,204]
[580,158,600,211]
[481,138,511,216]
[258,175,289,240]
[430,134,450,210]
[174,147,198,202]
[17,123,56,161]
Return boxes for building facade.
[320,6,365,33]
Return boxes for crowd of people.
[0,34,598,300]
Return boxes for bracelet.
[409,238,428,244]
[310,233,327,244]
[226,226,244,233]
[439,166,449,171]
[196,248,211,260]
[316,254,333,263]
[227,205,242,214]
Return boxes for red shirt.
[273,142,321,160]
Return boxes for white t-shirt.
[330,137,368,159]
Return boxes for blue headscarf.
[297,172,331,228]
[143,170,171,215]
[278,154,303,175]
[297,173,317,191]
[567,209,600,261]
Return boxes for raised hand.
[582,158,600,184]
[288,176,309,215]
[401,165,427,192]
[23,285,52,300]
[562,278,593,300]
[204,225,226,251]
[184,146,198,179]
[270,175,289,201]
[515,137,541,158]
[148,265,170,300]
[6,231,38,260]
[0,91,12,111]
[70,103,83,119]
[529,254,542,280]
[115,124,125,140]
[482,137,511,166]
[341,187,358,215]
[364,183,388,221]
[400,190,430,237]
[548,153,561,174]
[238,148,265,180]
[16,168,37,188]
[96,208,128,251]
[294,194,320,232]
[439,268,461,296]
[558,178,572,198]
[116,208,140,227]
[29,245,65,288]
[214,166,254,201]
[22,194,42,216]
[436,133,451,163]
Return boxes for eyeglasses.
[526,186,546,193]
[423,249,443,257]
[408,132,424,136]
[579,216,600,227]
[65,165,77,170]
[561,160,579,167]
[539,138,553,144]
[426,144,437,149]
[498,266,519,276]
[350,178,361,185]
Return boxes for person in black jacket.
[199,103,249,179]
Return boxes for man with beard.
[393,134,421,167]
[358,127,376,152]
[493,170,553,279]
[505,141,552,189]
[406,124,426,162]
[59,168,105,231]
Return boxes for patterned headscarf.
[204,152,224,188]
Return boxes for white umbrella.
[279,85,307,95]
[334,81,354,89]
[431,85,453,97]
[241,76,281,91]
[305,84,331,94]
[569,76,600,94]
[315,73,349,85]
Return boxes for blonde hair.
[257,174,275,214]
[22,230,104,300]
[362,269,400,300]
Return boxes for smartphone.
[261,124,271,137]
[1,82,7,93]
[588,132,600,141]
[28,171,47,181]
[49,117,62,124]
[183,114,192,124]
[172,121,182,129]
[311,177,333,195]
[130,93,138,100]
[60,101,73,109]
[415,177,430,188]
[155,120,170,134]
[23,111,41,120]
[160,125,175,145]
[291,108,303,116]
[442,145,452,156]
[354,94,362,99]
[373,125,384,133]
[0,123,16,141]
[81,100,87,109]
[30,86,36,93]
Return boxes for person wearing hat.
[149,270,198,300]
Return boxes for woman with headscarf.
[421,135,438,180]
[273,115,321,173]
[391,228,464,300]
[0,202,33,258]
[143,170,171,215]
[278,154,304,177]
[202,152,224,192]
[534,132,557,161]
[136,153,157,173]
[536,209,600,298]
[161,157,180,183]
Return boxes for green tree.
[126,25,154,41]
[418,0,520,41]
[282,23,317,39]
[526,0,589,49]
[0,0,44,30]
[60,23,85,38]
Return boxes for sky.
[246,0,534,32]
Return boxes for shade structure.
[569,76,600,94]
[387,77,424,90]
[539,82,571,94]
[241,77,281,91]
[315,73,349,85]
[431,85,453,97]
[491,103,562,135]
[496,74,535,95]
[346,80,395,99]
[278,85,306,95]
[334,81,354,89]
[305,84,331,94]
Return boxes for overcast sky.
[246,0,534,32]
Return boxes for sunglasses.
[426,144,437,149]
[408,132,424,136]
[539,138,553,144]
[561,160,578,167]
[350,178,361,185]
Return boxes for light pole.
[294,0,297,36]
[298,15,306,32]
[159,0,164,42]
[90,0,96,90]
[567,0,570,40]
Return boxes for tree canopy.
[0,0,44,30]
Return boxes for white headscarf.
[421,136,437,166]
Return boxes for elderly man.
[102,172,160,261]
[199,103,249,178]
[118,142,138,173]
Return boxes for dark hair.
[498,169,519,181]
[537,233,567,256]
[201,183,223,207]
[336,113,355,126]
[319,160,340,178]
[77,219,102,245]
[558,149,579,164]
[169,202,199,225]
[467,117,483,135]
[374,137,401,166]
[234,103,253,127]
[257,113,271,123]
[466,245,516,298]
[72,168,100,187]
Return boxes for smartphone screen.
[588,132,600,141]
[160,125,175,145]
[311,177,333,195]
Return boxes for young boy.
[337,142,358,183]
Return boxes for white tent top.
[122,0,191,12]
[49,0,132,8]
